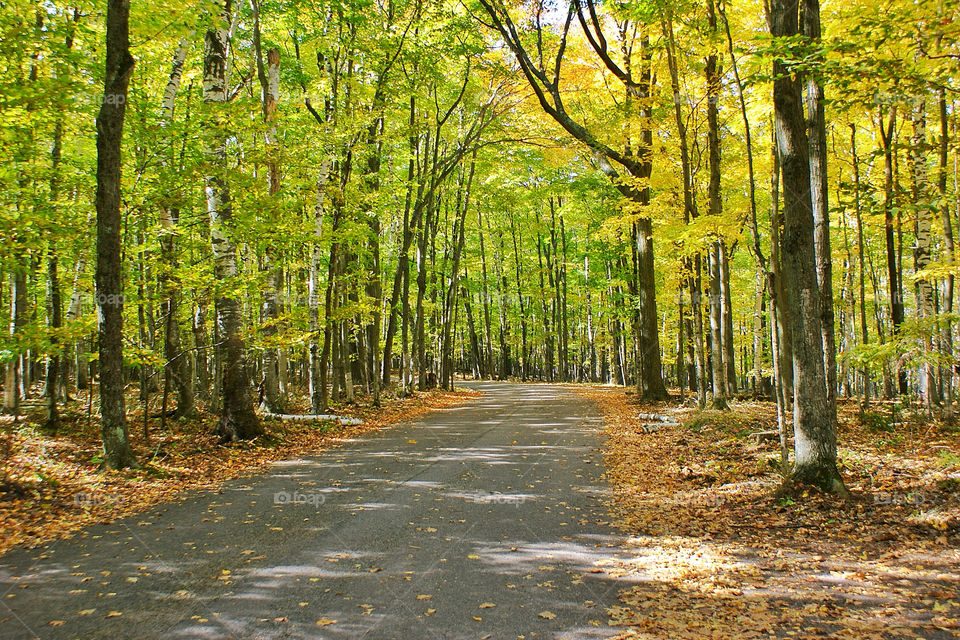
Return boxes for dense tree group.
[1,0,957,490]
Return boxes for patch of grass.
[682,407,769,438]
[938,451,960,469]
[942,420,960,435]
[937,477,960,493]
[858,410,894,433]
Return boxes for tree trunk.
[44,119,64,431]
[708,243,728,409]
[257,40,285,414]
[706,0,728,409]
[95,0,137,469]
[769,0,846,494]
[910,97,937,409]
[308,159,330,413]
[158,39,195,420]
[509,215,528,381]
[850,125,870,406]
[937,90,954,416]
[879,106,907,395]
[203,4,262,441]
[478,209,495,380]
[720,241,736,395]
[769,0,845,494]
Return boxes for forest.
[0,0,958,492]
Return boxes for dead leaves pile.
[0,387,480,555]
[576,387,960,640]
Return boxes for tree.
[768,0,846,495]
[203,0,263,442]
[96,0,137,470]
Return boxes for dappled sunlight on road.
[0,383,629,640]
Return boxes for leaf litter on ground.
[575,386,960,640]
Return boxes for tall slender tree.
[96,0,137,469]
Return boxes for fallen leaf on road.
[316,618,336,626]
[538,611,556,620]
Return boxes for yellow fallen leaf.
[316,618,336,626]
[78,609,96,616]
[538,611,556,620]
[106,611,123,618]
[417,594,433,600]
[479,602,496,608]
[472,616,482,621]
[49,621,65,627]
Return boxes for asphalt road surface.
[0,382,628,640]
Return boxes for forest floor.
[0,386,479,556]
[577,386,960,640]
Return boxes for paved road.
[0,383,627,640]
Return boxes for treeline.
[0,0,957,487]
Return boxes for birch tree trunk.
[911,97,937,409]
[203,3,262,441]
[255,35,284,413]
[158,39,195,420]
